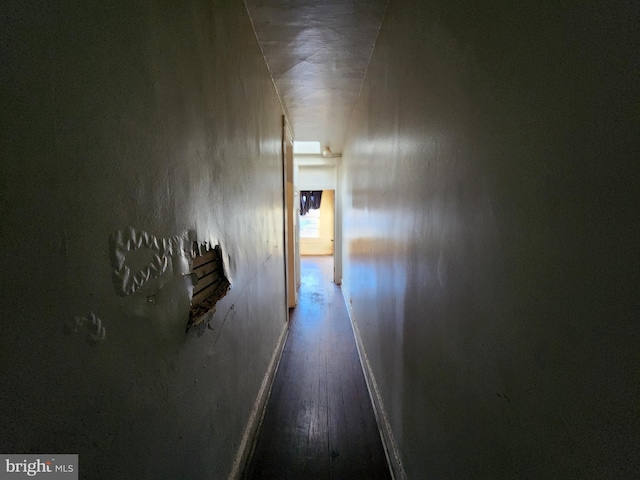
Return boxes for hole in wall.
[188,242,230,331]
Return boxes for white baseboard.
[228,320,289,480]
[341,284,407,480]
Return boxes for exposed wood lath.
[188,244,230,329]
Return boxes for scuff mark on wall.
[108,226,191,296]
[64,312,107,345]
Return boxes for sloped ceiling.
[245,0,388,153]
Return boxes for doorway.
[294,156,341,286]
[299,190,334,256]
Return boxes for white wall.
[342,0,640,478]
[0,1,286,478]
[295,161,336,191]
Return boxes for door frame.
[294,155,342,284]
[282,116,297,309]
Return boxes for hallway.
[2,0,639,478]
[244,256,390,479]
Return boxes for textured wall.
[341,0,640,478]
[0,1,286,478]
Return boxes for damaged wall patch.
[187,243,230,331]
[64,311,107,345]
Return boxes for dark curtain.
[300,190,322,216]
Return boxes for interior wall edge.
[340,282,406,480]
[230,321,290,480]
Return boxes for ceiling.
[245,0,389,154]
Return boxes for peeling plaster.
[64,312,107,345]
[109,228,234,336]
[108,227,192,296]
[190,241,233,286]
[1,0,289,476]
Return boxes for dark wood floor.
[243,256,391,480]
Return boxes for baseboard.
[341,284,407,480]
[228,320,289,480]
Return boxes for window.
[293,141,321,154]
[299,208,320,238]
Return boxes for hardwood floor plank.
[243,256,390,480]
